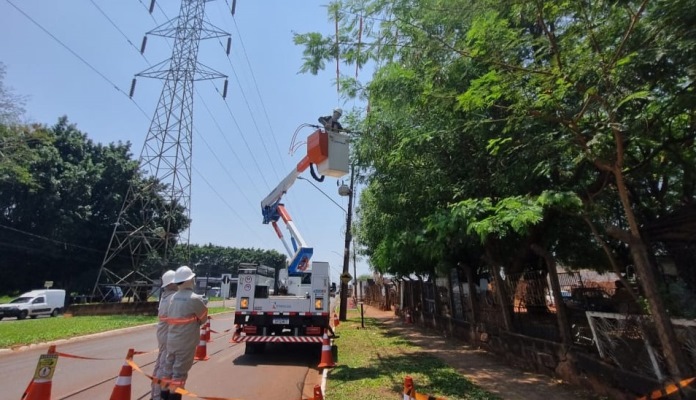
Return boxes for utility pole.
[339,163,355,321]
[93,0,229,302]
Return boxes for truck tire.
[51,309,59,317]
[18,310,28,320]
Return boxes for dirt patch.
[362,304,603,400]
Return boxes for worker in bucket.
[160,266,208,400]
[151,270,176,400]
[318,107,343,131]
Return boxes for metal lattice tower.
[92,0,230,302]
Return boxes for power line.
[213,82,273,190]
[209,20,282,185]
[297,176,346,213]
[193,98,260,210]
[192,166,266,245]
[5,0,151,120]
[89,0,141,54]
[0,223,106,254]
[230,15,288,170]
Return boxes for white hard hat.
[174,265,195,283]
[333,107,343,116]
[161,270,176,287]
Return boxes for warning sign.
[33,354,58,380]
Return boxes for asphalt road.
[0,312,323,400]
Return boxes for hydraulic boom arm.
[261,128,350,275]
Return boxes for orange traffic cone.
[22,345,58,400]
[194,326,209,361]
[403,376,415,400]
[313,385,324,400]
[333,313,340,328]
[317,332,336,368]
[230,324,240,343]
[109,349,135,400]
[204,316,212,342]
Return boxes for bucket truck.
[233,127,350,354]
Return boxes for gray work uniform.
[151,288,176,400]
[160,288,207,387]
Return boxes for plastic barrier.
[637,377,695,400]
[402,376,447,400]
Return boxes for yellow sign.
[33,354,58,381]
[340,273,352,284]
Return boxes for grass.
[0,306,232,348]
[328,310,500,400]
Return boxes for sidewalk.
[359,304,602,400]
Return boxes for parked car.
[103,285,123,303]
[0,289,66,320]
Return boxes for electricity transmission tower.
[92,0,230,302]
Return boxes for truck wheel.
[51,309,59,317]
[18,310,28,320]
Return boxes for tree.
[0,62,26,125]
[296,0,695,379]
[0,117,188,294]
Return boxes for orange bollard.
[317,332,336,368]
[333,313,340,328]
[109,348,135,400]
[313,384,324,400]
[403,376,415,400]
[204,316,212,342]
[23,345,58,400]
[194,326,209,361]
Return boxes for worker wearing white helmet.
[151,270,177,400]
[318,107,344,132]
[160,266,207,400]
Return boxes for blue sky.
[0,0,371,283]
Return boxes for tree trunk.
[485,247,513,331]
[612,168,692,379]
[464,263,480,336]
[531,244,573,347]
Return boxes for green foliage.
[166,244,286,277]
[295,0,696,290]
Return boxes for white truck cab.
[0,289,66,320]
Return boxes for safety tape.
[209,328,234,334]
[126,359,245,400]
[56,349,154,361]
[637,377,695,400]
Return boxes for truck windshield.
[10,297,32,304]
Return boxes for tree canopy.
[296,0,696,377]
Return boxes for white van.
[0,289,66,320]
